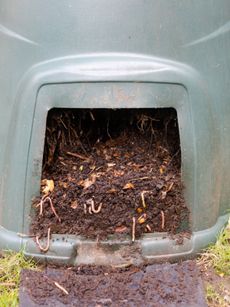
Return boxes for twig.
[166,149,180,168]
[167,182,174,192]
[54,281,69,295]
[59,118,68,129]
[161,210,165,229]
[35,228,51,252]
[132,217,136,243]
[66,151,90,162]
[130,176,152,182]
[89,111,95,121]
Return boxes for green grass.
[200,217,230,276]
[0,251,37,307]
[206,283,227,307]
[198,217,230,306]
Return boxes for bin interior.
[30,108,189,240]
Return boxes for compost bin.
[0,0,229,265]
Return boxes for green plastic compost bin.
[0,0,229,265]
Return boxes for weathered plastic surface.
[0,0,229,263]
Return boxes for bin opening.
[30,108,189,240]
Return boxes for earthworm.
[161,210,165,229]
[35,227,51,252]
[132,217,136,242]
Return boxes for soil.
[30,109,189,240]
[20,260,207,306]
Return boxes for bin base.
[0,214,229,265]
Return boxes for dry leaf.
[70,200,78,209]
[79,174,96,189]
[161,191,167,200]
[113,152,120,157]
[138,214,147,224]
[123,182,135,190]
[115,226,128,233]
[42,179,54,195]
[59,181,68,189]
[114,170,125,177]
[107,188,117,194]
[136,207,143,214]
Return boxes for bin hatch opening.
[30,108,189,240]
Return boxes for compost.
[19,261,207,306]
[30,109,189,240]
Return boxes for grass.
[0,251,37,307]
[206,283,227,307]
[199,217,230,276]
[198,217,230,306]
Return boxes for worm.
[35,228,51,253]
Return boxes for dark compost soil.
[30,109,189,240]
[20,261,207,306]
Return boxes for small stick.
[130,176,151,182]
[59,118,68,129]
[45,197,61,223]
[35,228,51,252]
[89,111,95,121]
[167,182,174,192]
[66,151,90,162]
[132,217,136,243]
[54,281,69,295]
[161,210,165,229]
[91,200,102,214]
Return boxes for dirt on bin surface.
[30,109,189,240]
[19,260,207,307]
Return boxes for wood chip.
[70,200,78,209]
[123,182,135,190]
[79,174,96,189]
[42,179,54,195]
